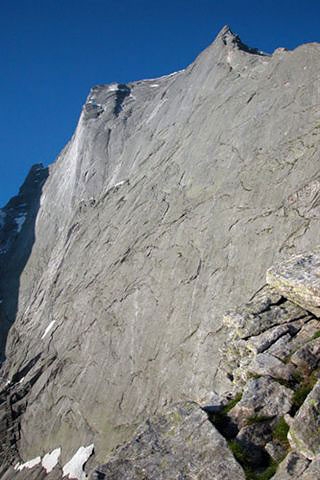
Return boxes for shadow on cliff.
[0,164,49,362]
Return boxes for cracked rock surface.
[214,251,320,479]
[267,248,320,316]
[90,402,246,480]
[288,380,320,460]
[1,25,320,476]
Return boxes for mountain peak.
[217,24,236,40]
[215,24,266,56]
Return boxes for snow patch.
[107,84,129,93]
[13,447,61,474]
[15,456,41,471]
[63,444,94,480]
[42,448,61,473]
[41,320,56,339]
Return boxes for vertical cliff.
[0,26,320,476]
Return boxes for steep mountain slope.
[1,25,320,475]
[0,164,48,358]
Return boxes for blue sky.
[0,0,319,206]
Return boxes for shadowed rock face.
[1,25,320,473]
[0,164,48,360]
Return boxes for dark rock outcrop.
[0,164,48,359]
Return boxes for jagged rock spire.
[214,24,266,55]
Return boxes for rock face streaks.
[0,25,320,475]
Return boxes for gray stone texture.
[301,455,320,479]
[1,25,320,473]
[288,380,320,460]
[267,248,320,316]
[230,376,293,426]
[90,402,246,480]
[272,451,310,479]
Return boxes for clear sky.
[0,0,319,207]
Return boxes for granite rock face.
[1,25,320,476]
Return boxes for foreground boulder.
[215,249,320,478]
[267,249,320,317]
[288,380,320,460]
[90,402,246,480]
[272,451,310,479]
[229,376,293,427]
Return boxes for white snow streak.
[146,99,167,124]
[41,320,56,339]
[63,444,94,480]
[114,180,126,188]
